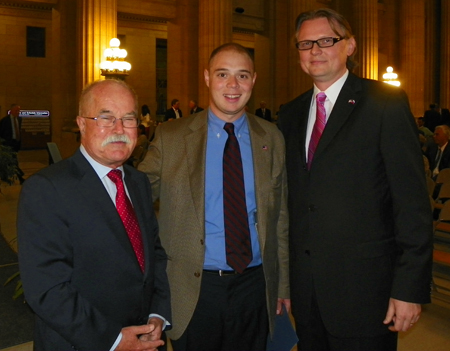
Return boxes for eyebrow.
[213,68,252,74]
[98,109,136,117]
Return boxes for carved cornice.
[118,12,167,24]
[0,1,53,12]
[233,28,257,36]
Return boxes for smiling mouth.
[224,94,241,99]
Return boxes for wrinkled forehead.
[83,83,137,116]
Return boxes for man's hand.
[277,298,291,315]
[139,317,164,342]
[116,324,164,351]
[383,297,421,332]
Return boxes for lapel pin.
[348,99,356,105]
[262,145,268,150]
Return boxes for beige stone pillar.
[274,0,290,111]
[425,0,439,108]
[198,0,232,107]
[289,0,314,100]
[352,0,378,79]
[77,0,117,92]
[52,0,80,158]
[166,0,200,114]
[441,0,450,109]
[399,0,426,117]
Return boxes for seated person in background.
[128,124,149,167]
[427,125,450,179]
[255,101,272,122]
[417,117,433,138]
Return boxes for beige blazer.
[138,110,289,339]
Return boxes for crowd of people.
[13,7,433,351]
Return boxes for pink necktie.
[223,123,252,273]
[107,169,145,272]
[308,92,327,170]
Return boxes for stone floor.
[1,149,450,351]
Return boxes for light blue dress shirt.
[204,110,262,270]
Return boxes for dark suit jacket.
[190,107,204,114]
[164,107,183,121]
[0,114,22,151]
[426,142,450,172]
[423,109,441,132]
[18,149,171,351]
[278,73,433,338]
[255,108,272,122]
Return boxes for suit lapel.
[314,74,362,159]
[184,113,208,226]
[73,151,144,273]
[298,91,313,166]
[247,115,272,252]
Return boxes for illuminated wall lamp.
[100,38,131,80]
[382,66,400,87]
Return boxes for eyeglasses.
[295,37,344,51]
[81,115,139,128]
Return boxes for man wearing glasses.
[18,79,171,351]
[277,8,432,351]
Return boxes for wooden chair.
[434,182,450,210]
[436,168,450,184]
[439,200,450,221]
[46,142,62,164]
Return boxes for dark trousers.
[171,265,268,351]
[295,290,398,351]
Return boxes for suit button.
[308,204,316,211]
[305,250,310,256]
[200,239,204,245]
[194,271,201,277]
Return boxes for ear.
[252,72,257,85]
[204,69,210,88]
[76,116,86,135]
[347,37,356,56]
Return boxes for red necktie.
[107,169,145,272]
[223,123,252,273]
[308,92,327,170]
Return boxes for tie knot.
[107,169,123,184]
[316,92,327,104]
[224,123,235,136]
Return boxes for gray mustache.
[101,134,132,147]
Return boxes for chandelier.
[100,38,131,79]
[382,66,400,87]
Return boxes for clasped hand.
[116,317,164,351]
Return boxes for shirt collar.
[207,109,248,137]
[313,70,349,105]
[79,145,124,180]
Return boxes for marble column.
[52,0,79,158]
[198,0,232,107]
[399,0,426,116]
[441,0,450,109]
[425,0,440,108]
[352,0,378,79]
[289,0,314,100]
[77,0,117,91]
[166,0,200,114]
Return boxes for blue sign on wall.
[19,110,50,117]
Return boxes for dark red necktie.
[223,123,252,273]
[107,169,145,272]
[308,92,327,170]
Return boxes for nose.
[112,118,125,133]
[227,75,239,88]
[310,42,322,54]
